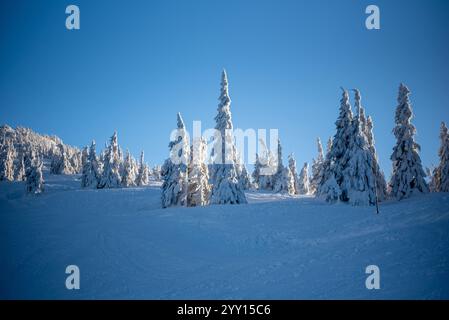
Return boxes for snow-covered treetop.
[169,112,190,165]
[336,87,353,130]
[366,116,374,146]
[352,89,367,130]
[276,138,283,171]
[316,137,324,162]
[177,112,185,130]
[440,122,448,143]
[214,69,233,131]
[394,83,414,133]
[326,137,333,154]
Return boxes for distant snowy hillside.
[0,173,448,299]
[0,124,81,175]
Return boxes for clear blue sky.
[1,0,448,177]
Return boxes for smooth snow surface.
[1,173,448,299]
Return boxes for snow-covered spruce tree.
[235,152,251,190]
[131,156,139,185]
[50,143,74,175]
[239,164,251,190]
[68,148,82,174]
[317,88,353,202]
[161,113,190,208]
[288,153,300,194]
[121,150,136,187]
[365,115,387,200]
[81,146,88,170]
[82,140,101,188]
[136,151,150,186]
[152,165,162,181]
[273,139,295,194]
[252,153,262,189]
[209,70,247,204]
[434,122,449,192]
[15,154,26,181]
[340,89,377,206]
[0,139,15,181]
[98,132,122,188]
[187,138,211,207]
[257,139,276,190]
[310,138,324,195]
[276,167,295,195]
[25,151,44,194]
[389,84,429,200]
[80,146,90,188]
[298,162,310,195]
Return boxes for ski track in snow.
[1,174,449,299]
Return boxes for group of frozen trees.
[429,122,449,192]
[314,83,448,205]
[315,88,388,205]
[252,138,309,196]
[161,70,248,208]
[0,125,81,194]
[2,80,448,205]
[80,132,155,189]
[0,125,163,194]
[161,75,449,208]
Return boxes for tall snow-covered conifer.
[15,154,26,181]
[83,140,101,188]
[26,151,44,194]
[80,146,90,188]
[365,115,387,200]
[298,162,310,195]
[136,151,150,186]
[341,89,377,205]
[161,113,190,208]
[317,88,353,202]
[121,150,136,187]
[310,138,324,194]
[98,132,122,188]
[434,122,449,192]
[256,139,276,190]
[273,139,294,194]
[209,70,247,205]
[389,84,429,199]
[187,138,211,206]
[288,153,300,194]
[51,144,74,175]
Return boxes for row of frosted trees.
[161,70,249,208]
[0,125,164,194]
[80,133,162,189]
[0,125,81,194]
[160,72,449,208]
[315,84,448,205]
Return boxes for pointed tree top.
[399,82,410,93]
[352,88,361,106]
[441,121,448,138]
[222,69,228,81]
[340,87,350,104]
[176,112,185,129]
